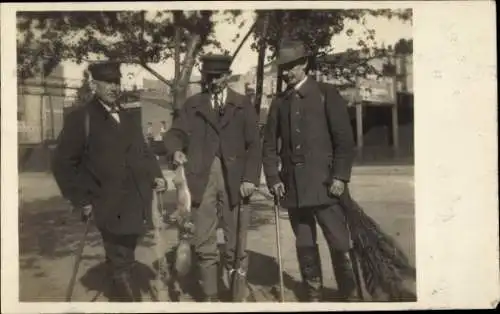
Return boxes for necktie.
[214,93,223,119]
[109,103,120,114]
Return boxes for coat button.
[296,144,301,149]
[296,128,301,133]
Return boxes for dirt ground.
[18,165,415,303]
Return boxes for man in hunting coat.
[262,40,358,302]
[52,61,166,302]
[163,54,262,302]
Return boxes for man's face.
[94,80,120,104]
[205,73,229,93]
[281,58,308,87]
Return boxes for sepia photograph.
[2,1,498,312]
[14,7,416,304]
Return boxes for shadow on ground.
[19,196,104,270]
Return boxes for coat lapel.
[89,97,121,131]
[117,107,136,152]
[219,88,244,130]
[192,92,220,133]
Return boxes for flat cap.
[88,61,122,83]
[200,54,232,74]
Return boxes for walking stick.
[65,218,91,302]
[273,196,285,303]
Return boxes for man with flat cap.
[163,54,262,302]
[52,60,166,302]
[262,40,358,302]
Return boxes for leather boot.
[296,245,323,302]
[228,268,249,302]
[204,295,220,302]
[200,264,219,302]
[330,249,358,301]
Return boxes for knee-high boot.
[200,263,220,302]
[330,249,357,301]
[296,245,323,302]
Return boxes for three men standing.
[52,61,166,302]
[52,45,358,303]
[163,54,262,302]
[262,40,358,302]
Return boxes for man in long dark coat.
[262,40,358,302]
[163,54,262,302]
[52,61,166,302]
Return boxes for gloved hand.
[154,178,167,192]
[328,178,346,197]
[80,204,93,223]
[173,151,188,166]
[271,182,286,199]
[240,181,256,198]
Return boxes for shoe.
[296,245,323,302]
[228,268,249,302]
[330,249,358,301]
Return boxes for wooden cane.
[274,196,285,303]
[65,218,91,302]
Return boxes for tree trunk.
[175,34,202,111]
[254,15,270,115]
[173,11,182,109]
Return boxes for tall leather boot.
[330,249,358,301]
[228,267,249,302]
[296,245,323,302]
[200,264,220,302]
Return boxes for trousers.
[191,157,251,297]
[100,230,141,301]
[288,203,351,253]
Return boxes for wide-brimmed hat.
[200,54,232,74]
[276,40,311,66]
[88,61,122,83]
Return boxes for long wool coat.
[163,88,262,207]
[52,97,164,235]
[262,77,355,209]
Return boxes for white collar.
[212,87,227,99]
[294,76,308,91]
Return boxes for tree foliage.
[17,9,412,106]
[248,9,412,87]
[17,10,239,78]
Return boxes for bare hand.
[271,182,286,199]
[240,182,256,198]
[154,178,167,192]
[329,179,345,197]
[173,151,188,166]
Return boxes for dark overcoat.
[52,97,163,235]
[163,88,262,207]
[262,77,355,209]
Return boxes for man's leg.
[191,162,220,302]
[101,231,141,302]
[288,207,323,302]
[315,203,357,301]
